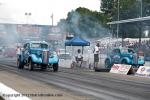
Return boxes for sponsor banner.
[17,25,41,35]
[110,64,120,74]
[136,66,150,77]
[110,64,134,75]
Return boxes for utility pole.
[99,0,101,12]
[117,0,120,39]
[139,0,142,50]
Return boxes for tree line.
[58,0,150,38]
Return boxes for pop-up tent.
[65,36,90,46]
[65,36,90,54]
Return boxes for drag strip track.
[0,59,150,100]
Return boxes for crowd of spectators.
[97,39,150,58]
[127,40,150,60]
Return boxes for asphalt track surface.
[0,57,150,100]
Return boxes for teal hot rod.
[105,47,145,68]
[17,41,59,72]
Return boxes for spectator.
[16,46,21,58]
[93,43,100,68]
[75,49,83,67]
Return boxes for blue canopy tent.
[65,36,90,46]
[65,36,90,55]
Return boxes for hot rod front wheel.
[29,60,34,71]
[105,59,112,68]
[53,63,58,72]
[121,60,128,64]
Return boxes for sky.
[0,0,100,25]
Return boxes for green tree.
[58,7,110,38]
[101,0,150,38]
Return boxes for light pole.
[117,0,120,39]
[25,12,31,24]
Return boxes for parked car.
[104,47,145,68]
[17,41,59,71]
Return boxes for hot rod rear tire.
[53,63,58,72]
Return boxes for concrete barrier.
[59,59,72,68]
[0,82,31,100]
[59,59,90,69]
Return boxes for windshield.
[121,48,134,53]
[121,48,128,53]
[31,43,48,49]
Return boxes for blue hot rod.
[17,41,59,71]
[105,47,145,68]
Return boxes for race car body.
[105,47,145,68]
[17,41,59,71]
